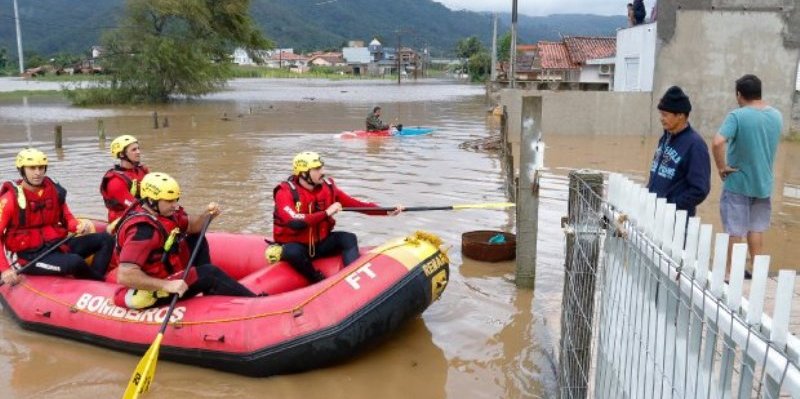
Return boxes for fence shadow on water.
[558,172,800,399]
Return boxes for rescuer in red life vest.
[0,148,114,286]
[100,134,150,224]
[272,152,403,283]
[111,172,257,309]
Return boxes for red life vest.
[272,176,336,244]
[0,177,68,254]
[100,164,149,221]
[113,206,190,279]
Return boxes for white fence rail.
[559,172,800,399]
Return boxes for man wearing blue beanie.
[646,86,711,217]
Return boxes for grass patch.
[227,65,394,81]
[0,90,66,101]
[34,74,105,83]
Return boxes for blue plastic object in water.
[395,127,435,136]
[488,233,507,244]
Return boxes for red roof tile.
[537,41,578,70]
[563,36,616,64]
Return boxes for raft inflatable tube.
[0,230,449,376]
[336,127,435,139]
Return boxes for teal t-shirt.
[719,106,782,198]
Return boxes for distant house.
[342,47,371,75]
[308,52,345,67]
[264,51,309,70]
[368,38,384,63]
[91,46,105,59]
[562,36,616,85]
[232,47,290,66]
[513,44,537,80]
[536,41,579,82]
[348,40,365,48]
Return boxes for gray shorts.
[720,189,772,237]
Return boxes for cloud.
[433,0,634,16]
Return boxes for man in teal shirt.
[712,74,782,272]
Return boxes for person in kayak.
[111,172,257,309]
[100,134,150,224]
[366,106,402,132]
[0,148,114,285]
[272,151,403,283]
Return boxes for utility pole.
[13,0,25,74]
[491,13,498,82]
[396,31,401,85]
[510,0,518,88]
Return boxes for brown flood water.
[0,78,798,398]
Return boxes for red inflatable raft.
[0,230,449,376]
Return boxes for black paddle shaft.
[0,233,74,287]
[158,214,213,334]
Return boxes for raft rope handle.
[21,237,435,326]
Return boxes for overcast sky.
[433,0,634,17]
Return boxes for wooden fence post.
[54,125,63,149]
[559,170,603,399]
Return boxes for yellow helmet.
[110,135,138,158]
[292,152,324,175]
[140,172,181,201]
[15,148,48,169]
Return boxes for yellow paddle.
[122,215,213,399]
[342,202,516,212]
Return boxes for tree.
[455,36,483,59]
[467,52,491,82]
[0,48,7,70]
[69,0,272,104]
[497,31,512,62]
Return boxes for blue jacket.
[647,124,711,217]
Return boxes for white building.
[613,23,658,92]
[582,57,616,84]
[232,48,293,65]
[342,47,371,64]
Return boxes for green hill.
[0,0,626,59]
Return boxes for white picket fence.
[577,173,800,398]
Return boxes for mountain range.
[0,0,626,58]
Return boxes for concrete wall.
[614,23,658,92]
[500,90,654,137]
[654,1,800,135]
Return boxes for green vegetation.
[497,32,512,62]
[66,0,271,105]
[227,65,396,81]
[455,36,490,82]
[0,90,64,101]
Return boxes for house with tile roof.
[308,52,345,67]
[563,37,617,85]
[535,41,580,82]
[514,36,616,88]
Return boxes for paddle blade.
[123,333,163,399]
[452,202,516,210]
